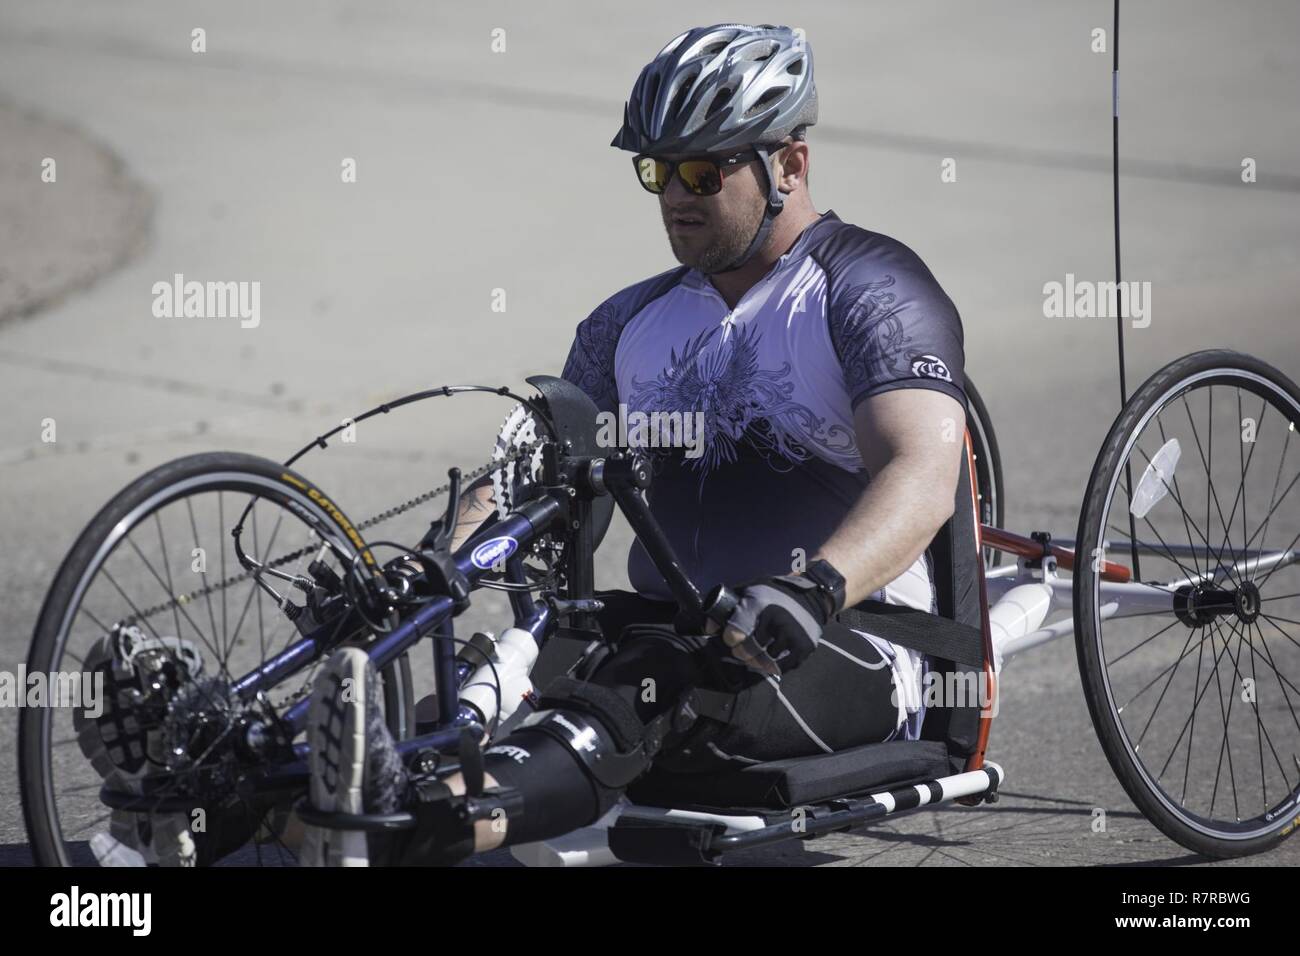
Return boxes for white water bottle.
[987,582,1053,673]
[458,627,539,727]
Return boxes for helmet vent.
[740,39,779,63]
[786,58,805,75]
[645,73,661,111]
[707,87,734,117]
[668,72,697,119]
[744,86,787,118]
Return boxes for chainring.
[490,402,546,519]
[489,403,566,583]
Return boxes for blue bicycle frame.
[229,496,564,781]
[222,440,717,796]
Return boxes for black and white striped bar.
[614,762,1004,859]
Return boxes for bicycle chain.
[125,443,544,626]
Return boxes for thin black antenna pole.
[1114,0,1142,581]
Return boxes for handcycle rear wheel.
[20,451,415,866]
[1075,349,1300,858]
[965,375,1004,567]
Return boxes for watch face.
[807,560,845,608]
[810,560,842,586]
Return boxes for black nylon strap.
[836,600,985,668]
[686,687,738,724]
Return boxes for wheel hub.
[1174,580,1262,627]
[1234,580,1262,624]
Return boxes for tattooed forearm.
[460,491,496,518]
[449,481,498,551]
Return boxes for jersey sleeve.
[560,298,622,416]
[560,266,689,417]
[827,242,966,410]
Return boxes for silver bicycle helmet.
[611,23,817,274]
[610,23,817,155]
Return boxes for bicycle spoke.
[1262,591,1300,603]
[1253,522,1300,592]
[154,512,193,659]
[1130,442,1217,584]
[1203,392,1265,591]
[1107,615,1184,667]
[1252,420,1294,582]
[223,498,287,674]
[219,492,229,665]
[1206,617,1290,811]
[1104,523,1193,581]
[1205,616,1239,822]
[1181,615,1207,804]
[186,496,222,667]
[1157,411,1204,580]
[1114,625,1201,716]
[125,533,222,665]
[1142,621,1232,782]
[1181,393,1245,589]
[1245,618,1268,811]
[253,504,267,667]
[1255,611,1300,631]
[1253,614,1300,684]
[1248,619,1300,739]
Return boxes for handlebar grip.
[673,584,739,636]
[703,584,739,631]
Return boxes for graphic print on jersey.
[831,274,964,403]
[560,298,624,415]
[832,276,907,396]
[627,322,855,480]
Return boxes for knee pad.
[481,730,605,840]
[485,677,702,824]
[510,676,673,795]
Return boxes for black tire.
[1074,349,1300,858]
[20,451,415,867]
[965,375,1005,566]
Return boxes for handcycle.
[18,348,1300,865]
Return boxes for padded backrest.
[929,438,983,630]
[919,437,986,770]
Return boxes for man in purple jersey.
[304,22,966,866]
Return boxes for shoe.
[302,647,410,866]
[74,627,205,866]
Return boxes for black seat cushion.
[627,739,951,812]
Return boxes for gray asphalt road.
[2,0,1298,867]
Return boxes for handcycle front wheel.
[1075,349,1300,858]
[19,451,415,867]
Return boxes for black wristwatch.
[803,559,847,618]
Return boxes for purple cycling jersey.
[561,209,966,606]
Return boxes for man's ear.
[777,141,809,192]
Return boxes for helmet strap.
[710,144,786,274]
